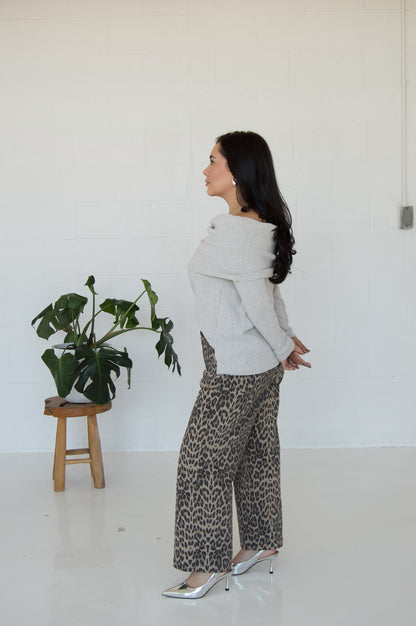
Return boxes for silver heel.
[232,550,278,576]
[162,570,232,599]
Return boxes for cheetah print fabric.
[173,331,284,573]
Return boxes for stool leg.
[87,414,105,488]
[54,417,67,492]
[52,442,56,481]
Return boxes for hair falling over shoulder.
[216,130,296,284]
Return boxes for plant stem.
[96,326,159,346]
[71,311,79,344]
[76,314,81,338]
[89,284,96,345]
[80,310,102,343]
[97,289,146,343]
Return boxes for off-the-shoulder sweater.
[187,212,295,375]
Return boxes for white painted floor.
[1,448,415,626]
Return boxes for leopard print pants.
[173,331,284,573]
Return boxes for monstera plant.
[32,275,181,404]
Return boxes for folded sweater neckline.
[213,213,275,228]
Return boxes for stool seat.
[44,396,111,492]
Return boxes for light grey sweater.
[187,212,295,375]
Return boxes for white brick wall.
[0,0,415,451]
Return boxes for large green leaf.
[32,292,88,339]
[53,293,88,328]
[74,345,133,404]
[100,298,140,329]
[41,348,78,398]
[141,280,181,374]
[32,305,63,339]
[141,279,158,324]
[154,316,181,375]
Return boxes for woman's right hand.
[281,350,311,371]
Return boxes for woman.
[162,131,311,599]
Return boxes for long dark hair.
[216,131,296,284]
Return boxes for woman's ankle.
[232,548,256,563]
[186,570,229,587]
[232,548,277,563]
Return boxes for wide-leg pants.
[173,332,284,573]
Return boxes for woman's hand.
[292,336,310,355]
[281,337,311,371]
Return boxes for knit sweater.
[187,212,295,375]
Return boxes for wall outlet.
[400,205,413,229]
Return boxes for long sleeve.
[233,279,295,363]
[273,284,295,337]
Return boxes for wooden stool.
[44,396,111,492]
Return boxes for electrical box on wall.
[400,206,414,229]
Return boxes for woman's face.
[203,143,234,199]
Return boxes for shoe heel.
[269,551,279,574]
[225,575,229,591]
